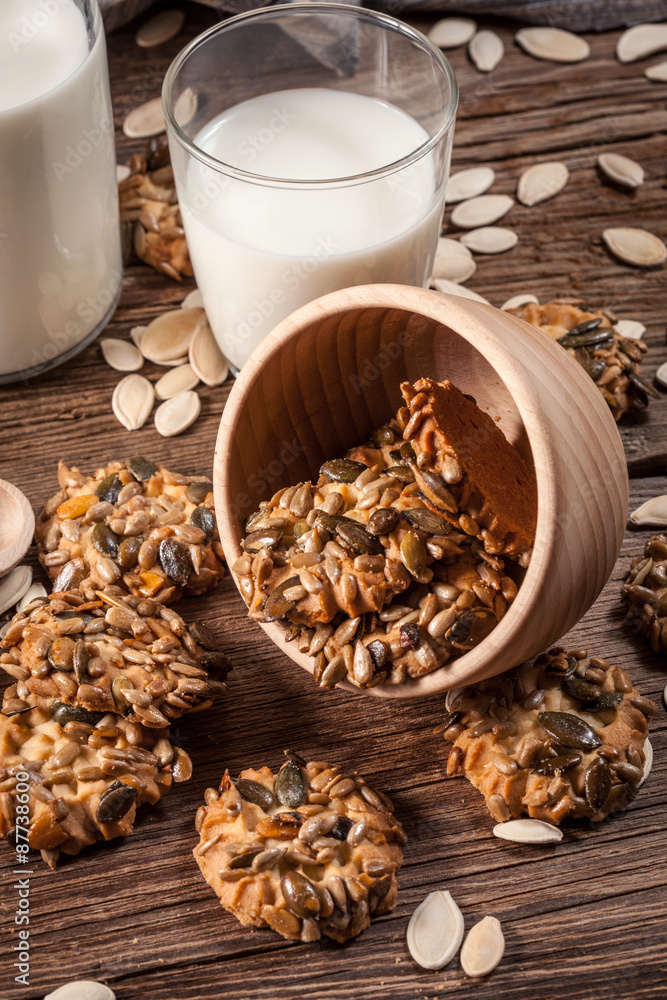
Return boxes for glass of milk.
[0,0,122,383]
[163,3,457,374]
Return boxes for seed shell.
[598,153,644,189]
[140,308,205,363]
[0,565,32,616]
[429,17,477,49]
[630,496,667,526]
[189,321,229,386]
[112,374,155,431]
[123,98,165,139]
[44,982,116,1000]
[602,227,666,267]
[450,194,514,229]
[431,279,491,305]
[101,338,144,372]
[135,8,185,47]
[614,319,645,340]
[639,738,653,787]
[431,253,476,284]
[154,390,201,437]
[460,915,505,977]
[645,60,667,81]
[492,819,563,843]
[501,292,539,310]
[617,24,667,63]
[517,162,569,206]
[469,30,504,72]
[460,227,518,254]
[516,27,590,63]
[445,167,495,204]
[154,364,199,400]
[407,889,464,970]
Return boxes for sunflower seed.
[112,374,154,431]
[645,60,667,81]
[140,308,205,363]
[493,818,563,843]
[154,390,201,437]
[135,8,185,47]
[639,738,653,788]
[603,227,666,267]
[116,164,130,183]
[407,890,464,970]
[445,167,495,204]
[44,982,116,1000]
[0,565,32,615]
[450,194,513,228]
[516,27,590,63]
[630,496,667,526]
[123,97,165,138]
[431,253,476,284]
[517,162,569,206]
[182,288,204,310]
[614,319,645,340]
[460,915,505,977]
[431,279,491,305]
[101,338,144,372]
[189,321,229,386]
[428,17,476,49]
[469,30,504,72]
[501,292,539,310]
[154,364,199,400]
[598,153,644,189]
[16,581,48,613]
[657,363,667,389]
[460,227,518,254]
[617,23,667,63]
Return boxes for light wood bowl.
[214,285,628,698]
[0,479,34,579]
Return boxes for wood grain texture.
[0,6,666,999]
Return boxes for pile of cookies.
[235,377,537,690]
[0,458,228,867]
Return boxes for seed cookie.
[194,753,406,944]
[0,588,229,728]
[624,534,667,653]
[0,694,191,866]
[440,648,656,824]
[35,458,225,603]
[507,299,655,420]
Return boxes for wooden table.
[1,5,666,998]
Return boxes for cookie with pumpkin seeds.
[0,587,229,728]
[194,752,405,944]
[35,458,225,603]
[440,648,656,825]
[0,692,190,866]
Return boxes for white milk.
[180,89,444,371]
[0,0,121,380]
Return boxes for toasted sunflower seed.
[123,98,165,138]
[469,30,504,72]
[101,338,144,372]
[428,17,476,49]
[407,890,464,970]
[516,27,590,63]
[154,390,201,437]
[602,227,667,267]
[460,915,505,977]
[445,167,495,204]
[517,162,569,206]
[450,194,514,229]
[112,374,154,431]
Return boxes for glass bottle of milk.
[0,0,122,383]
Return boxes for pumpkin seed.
[16,581,48,613]
[140,308,205,364]
[96,473,122,503]
[281,869,321,918]
[236,778,275,810]
[51,702,103,727]
[580,691,622,713]
[630,496,667,526]
[501,292,538,310]
[275,760,307,808]
[244,527,283,552]
[367,508,400,536]
[460,915,505,977]
[516,27,590,62]
[428,17,476,49]
[264,577,300,621]
[319,458,367,483]
[493,818,563,843]
[431,279,492,305]
[617,23,667,63]
[135,8,185,47]
[112,374,154,431]
[189,321,229,387]
[445,168,495,204]
[562,675,601,701]
[597,152,644,189]
[155,363,199,400]
[433,239,475,277]
[413,468,457,512]
[48,637,75,670]
[154,390,201,437]
[129,325,147,350]
[639,738,653,788]
[431,252,476,284]
[123,98,165,139]
[580,358,606,382]
[182,287,204,310]
[96,780,138,824]
[125,456,158,481]
[448,607,497,649]
[101,338,144,372]
[91,522,119,557]
[645,60,667,81]
[517,162,569,206]
[53,558,86,592]
[400,532,427,578]
[407,890,464,970]
[469,30,504,72]
[537,711,601,750]
[0,565,32,616]
[385,464,415,483]
[403,508,451,534]
[186,481,213,504]
[44,982,116,1000]
[450,194,514,228]
[117,536,141,569]
[585,756,612,810]
[336,520,382,555]
[603,227,667,267]
[460,226,518,254]
[228,847,264,869]
[190,505,215,538]
[159,538,192,586]
[532,752,582,775]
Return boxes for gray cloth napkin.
[101,0,667,34]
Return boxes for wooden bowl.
[214,284,628,698]
[0,479,34,578]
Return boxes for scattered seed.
[155,364,199,400]
[630,496,667,526]
[123,98,165,139]
[112,374,155,431]
[460,915,505,977]
[617,23,667,63]
[516,26,590,63]
[101,338,144,372]
[431,252,476,284]
[450,194,514,228]
[154,390,201,437]
[189,321,229,387]
[469,30,504,72]
[407,889,464,970]
[431,279,491,305]
[656,363,667,389]
[428,17,476,49]
[140,308,205,364]
[16,581,48,613]
[492,818,563,843]
[501,292,539,310]
[0,565,32,616]
[130,326,147,350]
[182,288,204,310]
[445,167,495,204]
[598,152,644,189]
[44,982,116,1000]
[460,227,518,254]
[135,8,185,47]
[645,60,667,81]
[639,738,653,788]
[517,162,569,206]
[614,319,645,340]
[602,227,666,267]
